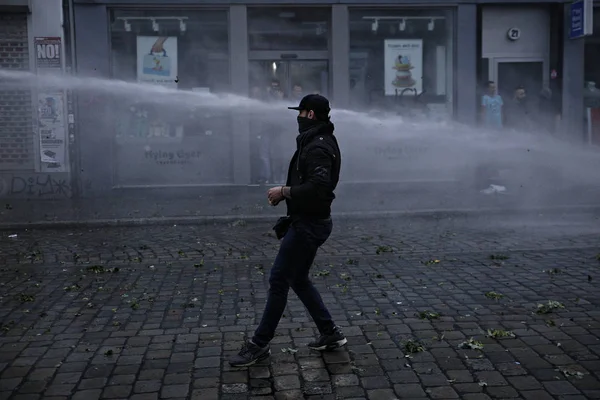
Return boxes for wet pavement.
[0,212,600,400]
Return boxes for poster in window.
[38,92,67,171]
[137,36,178,88]
[384,39,423,96]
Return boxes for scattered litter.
[557,367,587,379]
[281,347,298,354]
[478,381,488,387]
[481,184,507,195]
[404,340,425,353]
[458,338,484,350]
[8,234,17,238]
[486,329,515,339]
[418,311,441,320]
[536,300,565,314]
[485,291,504,300]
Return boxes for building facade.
[0,0,591,197]
[0,0,74,198]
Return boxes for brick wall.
[0,13,34,171]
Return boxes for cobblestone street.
[0,212,599,400]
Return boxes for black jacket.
[286,120,341,219]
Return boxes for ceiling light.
[428,19,435,31]
[399,19,406,31]
[371,19,379,33]
[152,19,159,32]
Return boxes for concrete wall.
[482,6,551,57]
[562,2,585,140]
[73,4,113,196]
[0,0,72,199]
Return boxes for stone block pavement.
[0,211,599,399]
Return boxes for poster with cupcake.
[137,36,178,88]
[384,39,423,96]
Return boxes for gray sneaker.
[229,340,271,367]
[308,327,347,351]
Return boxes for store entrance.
[490,58,546,101]
[249,57,329,100]
[248,53,329,184]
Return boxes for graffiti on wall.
[0,174,72,198]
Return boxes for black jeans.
[252,217,335,347]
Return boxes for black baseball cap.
[288,94,331,115]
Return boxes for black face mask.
[297,116,321,132]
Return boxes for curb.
[1,205,600,231]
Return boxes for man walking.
[229,94,345,367]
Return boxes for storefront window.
[248,7,330,51]
[349,8,454,122]
[584,8,600,145]
[109,9,232,186]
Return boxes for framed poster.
[34,37,62,70]
[384,39,423,96]
[137,36,178,88]
[38,92,67,171]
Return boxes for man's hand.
[267,186,285,206]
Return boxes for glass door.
[247,59,329,185]
[288,60,329,99]
[491,58,546,100]
[249,59,328,100]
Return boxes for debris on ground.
[459,338,484,350]
[536,300,565,314]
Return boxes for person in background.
[228,94,345,367]
[291,83,304,101]
[481,81,504,130]
[537,86,561,134]
[506,86,533,130]
[267,79,284,100]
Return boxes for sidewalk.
[0,212,599,399]
[1,181,600,229]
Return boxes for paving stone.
[333,374,360,387]
[543,380,581,395]
[274,390,303,400]
[507,376,542,390]
[475,371,508,386]
[274,375,300,391]
[426,386,459,398]
[485,385,520,398]
[303,382,332,395]
[72,389,102,400]
[0,215,599,400]
[130,394,159,400]
[134,380,161,393]
[160,384,189,398]
[368,388,400,400]
[521,390,554,400]
[335,386,365,398]
[301,368,329,382]
[393,384,426,397]
[191,388,218,400]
